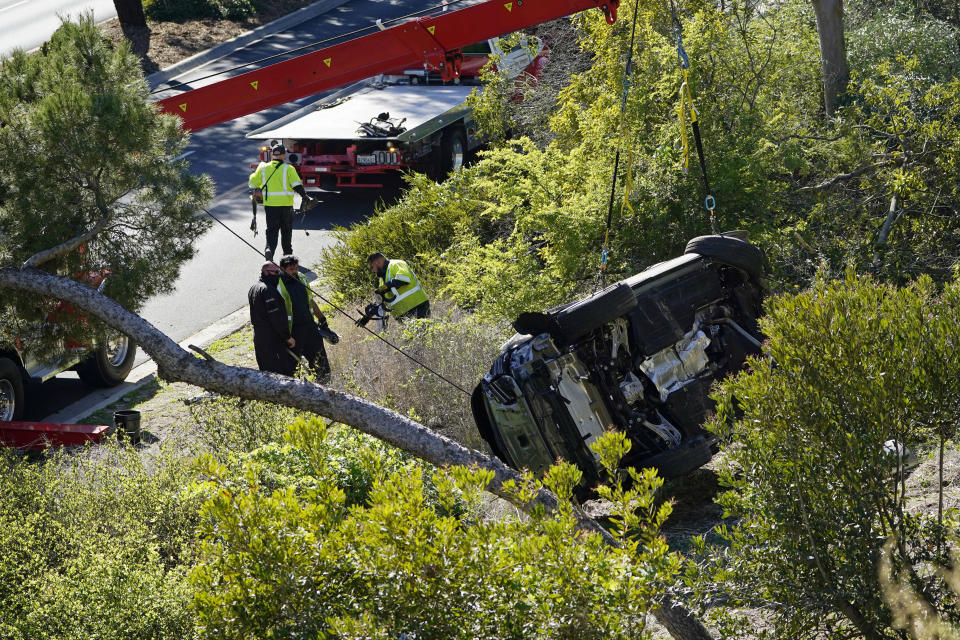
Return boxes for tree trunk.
[113,0,147,29]
[811,0,849,117]
[113,0,157,73]
[0,266,716,640]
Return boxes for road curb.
[146,0,353,90]
[44,305,253,425]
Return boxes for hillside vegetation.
[1,1,959,638]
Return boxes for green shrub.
[191,421,680,639]
[0,443,201,639]
[689,271,960,639]
[189,395,306,453]
[144,0,257,22]
[219,420,419,507]
[848,0,960,82]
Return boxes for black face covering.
[262,273,280,287]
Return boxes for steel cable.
[201,205,472,396]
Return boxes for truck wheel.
[76,335,136,387]
[440,127,467,175]
[0,357,25,421]
[685,234,765,281]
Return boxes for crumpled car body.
[472,234,766,489]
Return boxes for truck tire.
[0,357,25,421]
[76,335,136,387]
[440,127,467,175]
[685,234,764,281]
[550,282,638,343]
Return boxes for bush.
[191,421,679,639]
[144,0,257,22]
[0,443,201,639]
[688,271,960,639]
[848,1,960,83]
[189,394,307,453]
[326,301,504,451]
[219,420,420,507]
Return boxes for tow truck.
[152,1,620,188]
[155,0,619,129]
[245,36,547,188]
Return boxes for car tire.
[551,282,638,343]
[0,357,25,421]
[684,234,765,281]
[76,335,136,387]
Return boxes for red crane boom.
[156,0,619,131]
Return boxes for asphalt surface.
[0,0,116,57]
[18,0,444,420]
[139,0,428,346]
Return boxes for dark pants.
[396,300,431,322]
[254,335,296,376]
[264,205,294,260]
[292,322,330,382]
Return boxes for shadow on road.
[298,177,407,230]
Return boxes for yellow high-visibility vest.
[379,259,428,316]
[249,160,302,207]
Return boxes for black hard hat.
[271,142,286,154]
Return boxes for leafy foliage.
[324,0,960,320]
[0,444,201,640]
[690,271,960,639]
[0,17,212,359]
[191,420,680,640]
[144,0,257,21]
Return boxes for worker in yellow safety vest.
[276,255,338,382]
[249,143,318,261]
[366,252,430,320]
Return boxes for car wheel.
[684,234,765,281]
[440,127,467,175]
[76,335,136,387]
[0,357,25,421]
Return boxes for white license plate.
[357,151,398,166]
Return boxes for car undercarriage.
[472,233,766,491]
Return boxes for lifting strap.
[671,2,717,232]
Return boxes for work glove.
[375,284,390,295]
[355,302,381,328]
[318,326,340,344]
[250,216,258,235]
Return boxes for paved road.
[140,0,427,345]
[0,0,116,57]
[23,0,433,419]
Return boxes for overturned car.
[472,233,766,489]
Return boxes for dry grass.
[323,300,508,452]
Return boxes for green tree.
[692,271,960,639]
[0,17,211,360]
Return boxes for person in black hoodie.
[248,262,297,375]
[277,255,334,382]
